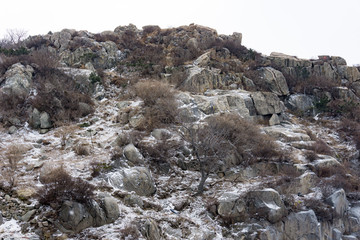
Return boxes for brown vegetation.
[132,80,178,130]
[37,167,95,209]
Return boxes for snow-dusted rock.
[122,167,156,196]
[251,92,283,116]
[246,188,287,223]
[326,189,349,217]
[285,94,315,115]
[40,111,52,129]
[140,218,162,240]
[123,143,144,165]
[217,192,246,221]
[263,125,311,142]
[58,201,94,233]
[284,210,320,240]
[269,114,280,126]
[1,63,34,97]
[257,67,289,96]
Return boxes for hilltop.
[0,24,360,240]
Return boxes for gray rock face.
[246,188,287,223]
[59,201,94,233]
[102,197,120,223]
[284,210,320,240]
[141,219,162,240]
[122,167,156,196]
[217,192,246,221]
[51,29,72,50]
[286,94,315,115]
[29,108,41,129]
[251,92,282,115]
[58,197,119,233]
[123,144,145,165]
[258,67,289,96]
[0,211,3,225]
[326,189,349,217]
[39,111,52,129]
[2,63,34,97]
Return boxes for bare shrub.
[94,33,121,44]
[119,224,140,240]
[28,48,59,74]
[133,80,174,106]
[74,143,90,156]
[183,113,283,195]
[310,139,333,156]
[37,167,95,209]
[133,80,178,130]
[31,69,94,123]
[6,145,24,170]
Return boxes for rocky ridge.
[0,24,360,239]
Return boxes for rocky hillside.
[0,24,360,240]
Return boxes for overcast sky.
[1,0,359,65]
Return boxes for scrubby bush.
[37,167,95,208]
[132,80,178,130]
[31,69,94,124]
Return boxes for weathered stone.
[16,187,37,200]
[332,87,360,103]
[124,194,144,208]
[286,94,315,115]
[251,92,282,115]
[217,192,246,221]
[269,114,280,126]
[51,30,72,50]
[141,219,162,240]
[151,129,170,140]
[58,201,93,233]
[123,144,144,165]
[8,126,17,134]
[122,167,156,196]
[78,102,93,117]
[263,125,311,142]
[129,114,145,129]
[193,51,211,67]
[183,65,222,92]
[258,67,289,96]
[246,188,287,223]
[102,197,119,223]
[0,212,3,225]
[2,63,34,97]
[40,112,52,129]
[21,209,36,222]
[284,210,320,240]
[29,108,41,129]
[325,189,349,217]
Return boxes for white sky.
[1,0,359,65]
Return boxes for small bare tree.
[1,29,28,48]
[181,113,282,195]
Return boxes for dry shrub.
[94,33,121,44]
[206,113,283,163]
[338,118,360,149]
[0,90,28,124]
[119,224,140,240]
[31,69,94,123]
[37,167,95,209]
[139,138,183,173]
[310,139,333,156]
[133,80,178,130]
[303,197,334,221]
[305,151,318,162]
[0,54,22,75]
[28,48,59,74]
[287,75,338,95]
[74,143,90,156]
[6,145,25,170]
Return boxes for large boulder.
[122,167,156,196]
[284,210,321,240]
[123,144,145,165]
[325,189,349,217]
[258,67,289,96]
[51,29,73,50]
[58,201,94,233]
[140,219,162,240]
[251,92,283,116]
[246,188,287,223]
[285,94,315,115]
[58,197,119,233]
[217,192,246,221]
[1,63,34,97]
[182,65,222,92]
[39,111,52,129]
